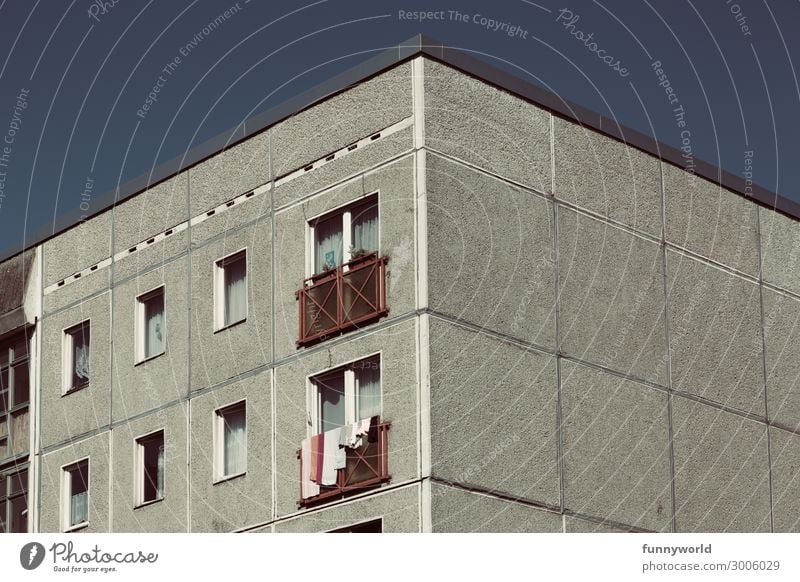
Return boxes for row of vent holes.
[299,131,382,173]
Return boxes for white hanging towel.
[321,427,343,485]
[301,437,320,499]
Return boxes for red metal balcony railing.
[296,252,389,346]
[297,419,391,507]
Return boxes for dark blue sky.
[0,0,797,257]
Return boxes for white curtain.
[144,294,164,358]
[224,407,246,475]
[70,464,88,526]
[319,375,345,433]
[315,216,342,273]
[356,359,381,420]
[224,257,247,325]
[352,201,379,254]
[73,326,90,383]
[156,444,165,499]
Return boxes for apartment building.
[2,35,800,533]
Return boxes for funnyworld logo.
[19,542,46,570]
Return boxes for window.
[62,459,88,531]
[214,250,247,330]
[136,287,165,362]
[0,331,30,461]
[328,518,383,533]
[135,431,164,506]
[63,321,90,394]
[310,194,379,275]
[310,354,381,434]
[214,402,246,481]
[0,466,28,533]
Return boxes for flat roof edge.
[2,34,795,263]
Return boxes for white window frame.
[213,400,247,483]
[61,319,91,395]
[60,457,89,532]
[307,352,382,435]
[213,248,248,332]
[134,429,164,508]
[306,192,380,277]
[135,286,166,363]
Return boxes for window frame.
[134,286,166,364]
[212,400,247,483]
[60,457,89,532]
[213,248,248,332]
[327,517,384,533]
[0,330,31,462]
[0,464,29,533]
[61,320,91,395]
[306,192,380,278]
[134,429,165,508]
[306,352,382,436]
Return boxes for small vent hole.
[164,229,173,236]
[370,133,381,141]
[347,144,358,151]
[207,209,215,217]
[325,154,335,162]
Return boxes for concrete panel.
[274,484,419,532]
[188,131,270,216]
[113,172,188,252]
[429,318,560,507]
[559,209,667,384]
[431,484,562,532]
[43,264,110,316]
[770,427,800,532]
[190,188,271,246]
[189,370,272,532]
[760,207,800,296]
[40,432,111,533]
[112,231,189,284]
[672,397,770,532]
[111,403,188,532]
[554,117,662,236]
[564,516,631,532]
[271,63,412,178]
[111,255,189,422]
[667,251,764,415]
[424,60,551,192]
[274,127,414,210]
[561,361,672,532]
[427,154,556,348]
[762,289,800,431]
[664,164,759,275]
[43,211,112,286]
[40,292,112,449]
[190,220,271,391]
[274,320,418,517]
[274,162,416,360]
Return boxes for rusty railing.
[296,252,389,346]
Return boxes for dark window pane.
[0,500,5,533]
[0,386,7,415]
[141,433,164,503]
[11,336,28,362]
[318,373,345,433]
[9,495,26,532]
[330,518,382,533]
[9,469,27,495]
[12,361,29,406]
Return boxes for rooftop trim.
[2,33,794,264]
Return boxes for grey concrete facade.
[3,51,800,534]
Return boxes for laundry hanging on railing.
[300,416,379,497]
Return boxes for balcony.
[297,419,391,507]
[296,252,389,347]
